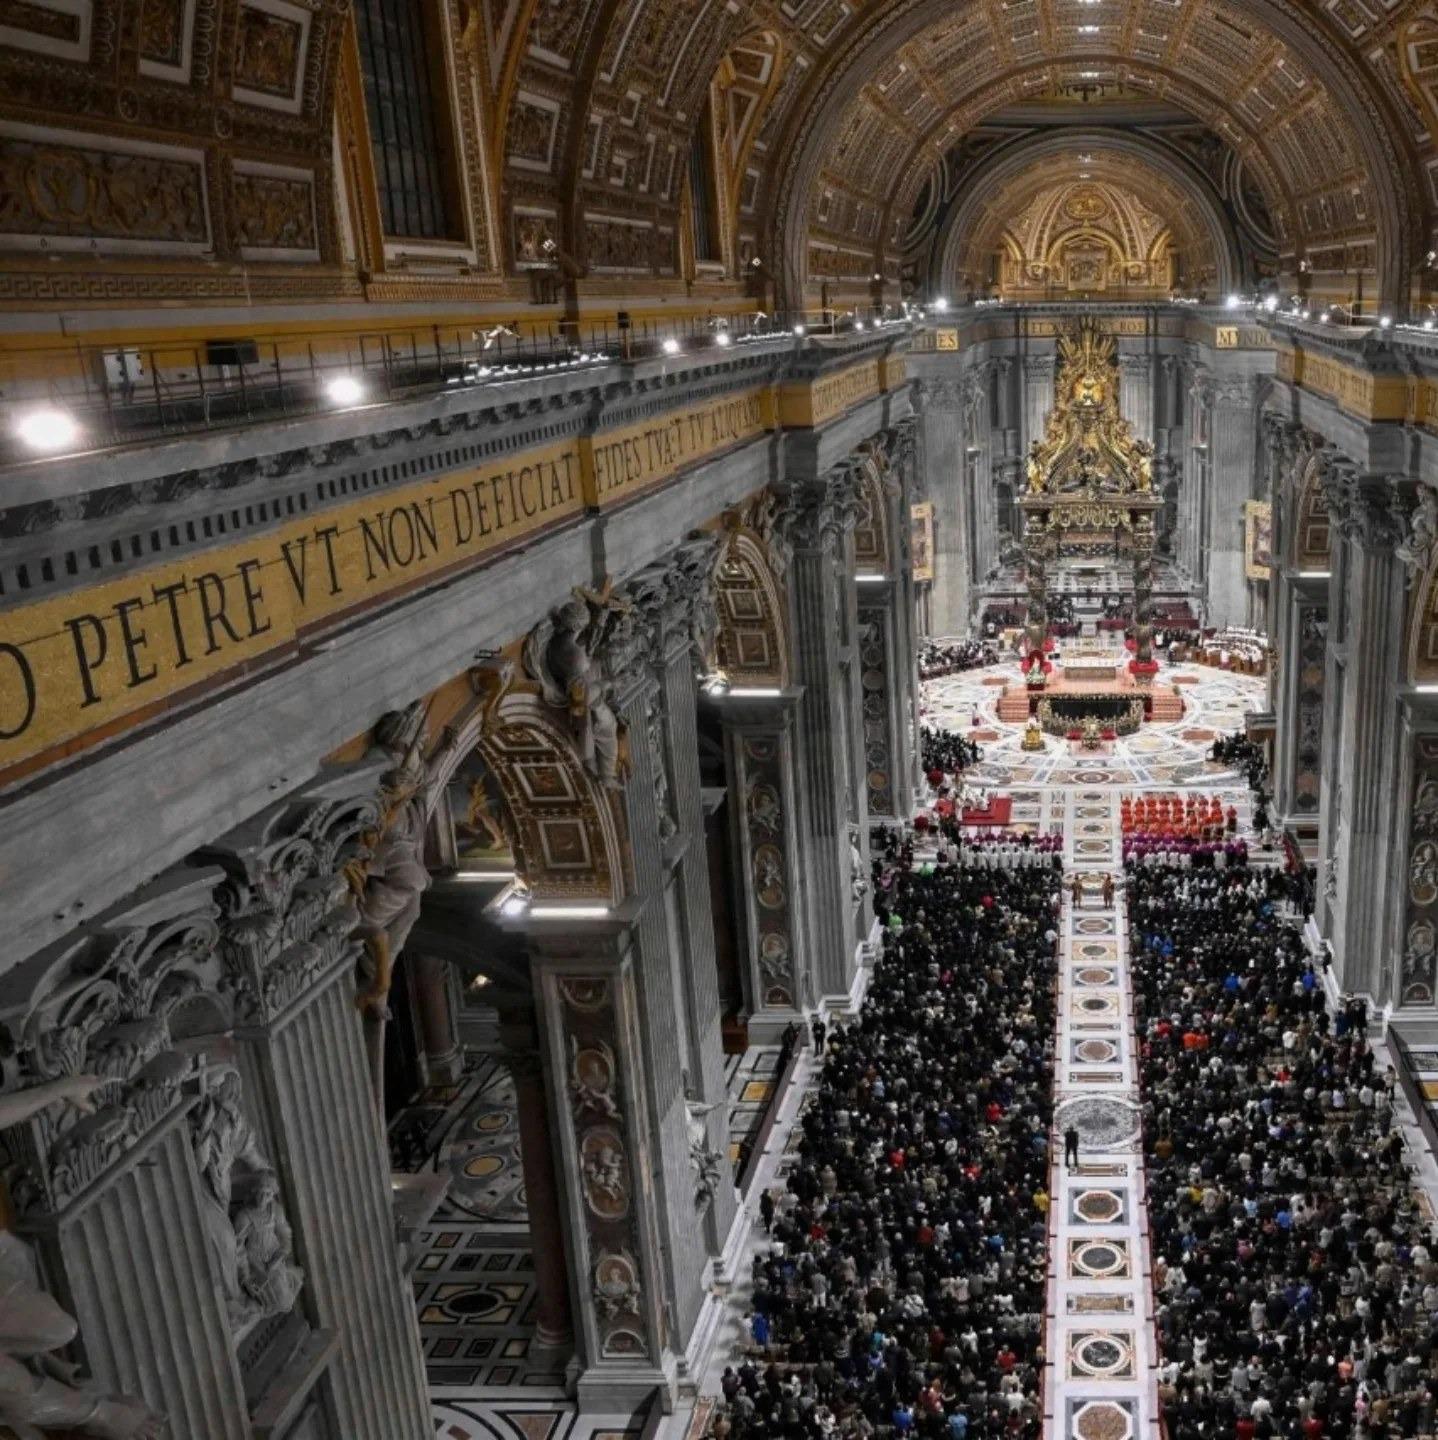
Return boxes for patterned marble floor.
[922,648,1267,793]
[1046,791,1156,1440]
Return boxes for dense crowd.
[920,640,1000,680]
[1121,792,1238,843]
[715,839,1062,1440]
[921,725,983,777]
[1132,856,1433,1438]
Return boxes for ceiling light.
[530,905,611,919]
[325,375,364,407]
[14,407,80,453]
[1079,24,1099,32]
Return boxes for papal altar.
[997,652,1185,729]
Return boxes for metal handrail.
[0,306,908,466]
[1388,1025,1438,1163]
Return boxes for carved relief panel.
[1400,735,1438,1006]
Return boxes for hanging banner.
[911,502,935,582]
[1245,500,1273,580]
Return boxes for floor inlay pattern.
[1046,785,1158,1439]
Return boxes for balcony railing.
[0,306,908,467]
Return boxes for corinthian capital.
[1315,452,1361,540]
[1211,375,1255,408]
[913,377,964,411]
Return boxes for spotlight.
[1380,315,1393,329]
[716,331,733,347]
[662,337,681,356]
[1425,320,1435,332]
[14,407,80,452]
[932,297,950,313]
[1262,294,1279,312]
[855,321,867,331]
[793,324,807,336]
[325,375,365,407]
[1225,294,1242,310]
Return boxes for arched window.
[687,99,722,265]
[354,0,463,241]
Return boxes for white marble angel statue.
[524,584,633,787]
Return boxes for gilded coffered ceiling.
[0,0,1434,311]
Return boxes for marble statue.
[1398,484,1438,585]
[347,705,443,1020]
[190,1066,304,1334]
[684,1100,724,1211]
[0,1077,165,1439]
[525,585,633,788]
[848,823,869,903]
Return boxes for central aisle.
[1045,791,1157,1440]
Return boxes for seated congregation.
[1133,855,1432,1438]
[715,833,1062,1440]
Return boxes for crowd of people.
[715,838,1062,1440]
[1121,792,1238,843]
[919,640,999,680]
[921,726,983,778]
[1133,855,1435,1438]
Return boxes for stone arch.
[760,0,1418,310]
[429,678,629,907]
[714,520,792,688]
[933,131,1245,300]
[1290,454,1333,573]
[1408,554,1438,688]
[853,453,895,576]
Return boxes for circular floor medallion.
[1079,942,1111,958]
[1074,1189,1124,1223]
[1070,1241,1127,1277]
[1075,1038,1119,1064]
[1076,966,1115,987]
[1056,1094,1142,1151]
[1075,916,1113,934]
[445,1288,503,1318]
[1072,1332,1134,1378]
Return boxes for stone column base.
[577,1358,678,1416]
[710,1188,753,1291]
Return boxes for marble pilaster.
[719,691,809,1035]
[1325,481,1407,1000]
[497,1021,577,1354]
[914,379,970,636]
[787,466,866,1008]
[528,915,678,1412]
[0,871,304,1440]
[1206,375,1259,626]
[602,546,728,1364]
[1119,352,1153,445]
[204,781,434,1440]
[1022,355,1054,456]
